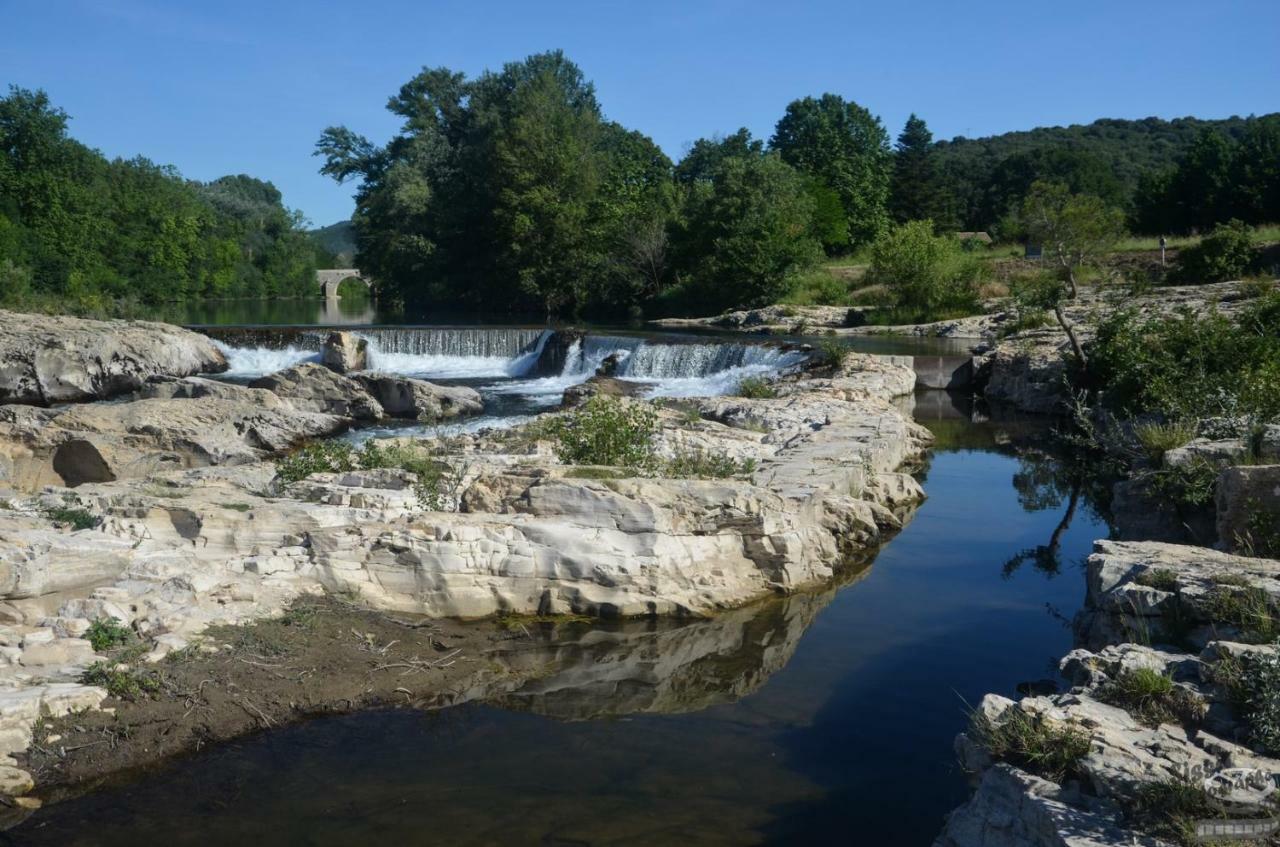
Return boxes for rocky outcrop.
[352,373,483,421]
[320,331,367,373]
[0,310,227,406]
[940,540,1280,847]
[249,363,384,420]
[1216,465,1280,555]
[0,391,348,489]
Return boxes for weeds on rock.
[1133,421,1197,464]
[1134,568,1179,592]
[1097,668,1205,727]
[1235,503,1280,559]
[665,447,757,479]
[814,337,851,369]
[1132,778,1233,846]
[85,618,133,652]
[1204,585,1277,643]
[969,706,1091,783]
[42,505,98,530]
[81,662,161,701]
[736,376,778,399]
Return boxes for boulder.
[320,331,368,374]
[352,373,483,421]
[0,310,227,406]
[530,330,583,377]
[562,376,646,407]
[250,363,383,420]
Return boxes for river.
[8,306,1109,846]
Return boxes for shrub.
[865,221,985,319]
[969,705,1091,783]
[274,440,356,484]
[1097,668,1205,727]
[1088,293,1280,425]
[814,337,852,369]
[85,618,133,652]
[1240,642,1280,755]
[42,505,99,531]
[81,661,161,701]
[548,396,658,472]
[783,269,851,306]
[736,376,778,399]
[1174,220,1256,284]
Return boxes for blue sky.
[3,0,1278,226]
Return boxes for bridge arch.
[317,269,373,300]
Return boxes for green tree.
[770,94,891,249]
[889,114,950,226]
[1016,181,1126,366]
[866,220,983,317]
[672,152,820,312]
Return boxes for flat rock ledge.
[0,310,227,406]
[936,539,1280,847]
[0,366,482,490]
[0,352,928,803]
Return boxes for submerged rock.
[0,310,227,406]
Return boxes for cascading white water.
[210,327,804,403]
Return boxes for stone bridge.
[318,269,373,299]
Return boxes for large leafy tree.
[769,94,891,249]
[672,147,820,312]
[318,51,673,317]
[889,114,951,227]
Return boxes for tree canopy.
[0,86,319,310]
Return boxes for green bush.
[1240,642,1280,754]
[81,661,161,701]
[814,337,852,369]
[736,376,778,399]
[548,396,658,472]
[1088,293,1280,425]
[274,440,356,484]
[1174,220,1256,283]
[865,220,985,320]
[85,618,133,652]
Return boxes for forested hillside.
[934,114,1271,229]
[0,87,319,312]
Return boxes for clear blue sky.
[4,0,1278,226]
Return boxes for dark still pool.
[11,417,1108,847]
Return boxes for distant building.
[954,231,993,245]
[1024,242,1043,260]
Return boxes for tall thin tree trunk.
[1053,303,1087,370]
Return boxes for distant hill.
[309,220,356,267]
[934,113,1277,229]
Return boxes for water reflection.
[12,430,1109,847]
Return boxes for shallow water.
[12,414,1109,846]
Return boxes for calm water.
[12,412,1109,846]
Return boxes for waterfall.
[204,325,805,398]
